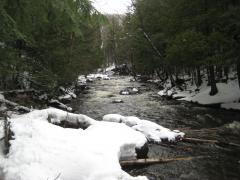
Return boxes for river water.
[71,76,240,180]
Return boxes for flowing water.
[71,76,240,180]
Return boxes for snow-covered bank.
[0,108,147,180]
[157,77,240,111]
[0,108,184,180]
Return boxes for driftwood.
[120,156,205,167]
[183,137,240,148]
[0,98,30,113]
[0,89,40,96]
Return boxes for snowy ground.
[0,108,184,180]
[157,75,240,111]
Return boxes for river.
[71,76,240,180]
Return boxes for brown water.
[71,76,240,180]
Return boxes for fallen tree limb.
[183,138,240,148]
[0,89,41,95]
[0,98,30,113]
[120,156,205,167]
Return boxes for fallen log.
[183,137,240,148]
[0,98,30,113]
[120,156,205,167]
[0,89,40,96]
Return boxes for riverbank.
[156,73,240,111]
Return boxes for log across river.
[70,76,240,180]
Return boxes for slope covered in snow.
[158,77,240,111]
[0,108,150,180]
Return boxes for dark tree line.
[0,0,105,93]
[110,0,240,95]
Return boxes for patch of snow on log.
[1,108,147,180]
[103,114,184,143]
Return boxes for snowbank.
[103,114,184,143]
[158,78,240,111]
[0,108,147,180]
[221,103,240,110]
[181,82,240,105]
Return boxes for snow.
[0,108,148,180]
[87,74,110,80]
[221,103,240,110]
[158,77,240,111]
[105,65,115,72]
[78,75,87,85]
[0,94,4,100]
[121,91,130,95]
[103,114,185,143]
[0,120,3,140]
[132,88,139,92]
[181,82,240,105]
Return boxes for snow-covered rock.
[120,87,140,95]
[0,108,147,180]
[78,75,87,85]
[132,88,139,92]
[103,114,184,143]
[112,99,124,103]
[87,73,111,81]
[120,91,130,95]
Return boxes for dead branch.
[0,98,30,113]
[120,156,206,167]
[183,137,240,148]
[1,89,41,96]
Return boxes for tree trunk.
[224,66,229,82]
[196,67,202,87]
[237,61,240,88]
[209,65,218,96]
[216,66,223,81]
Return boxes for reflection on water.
[71,76,240,180]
